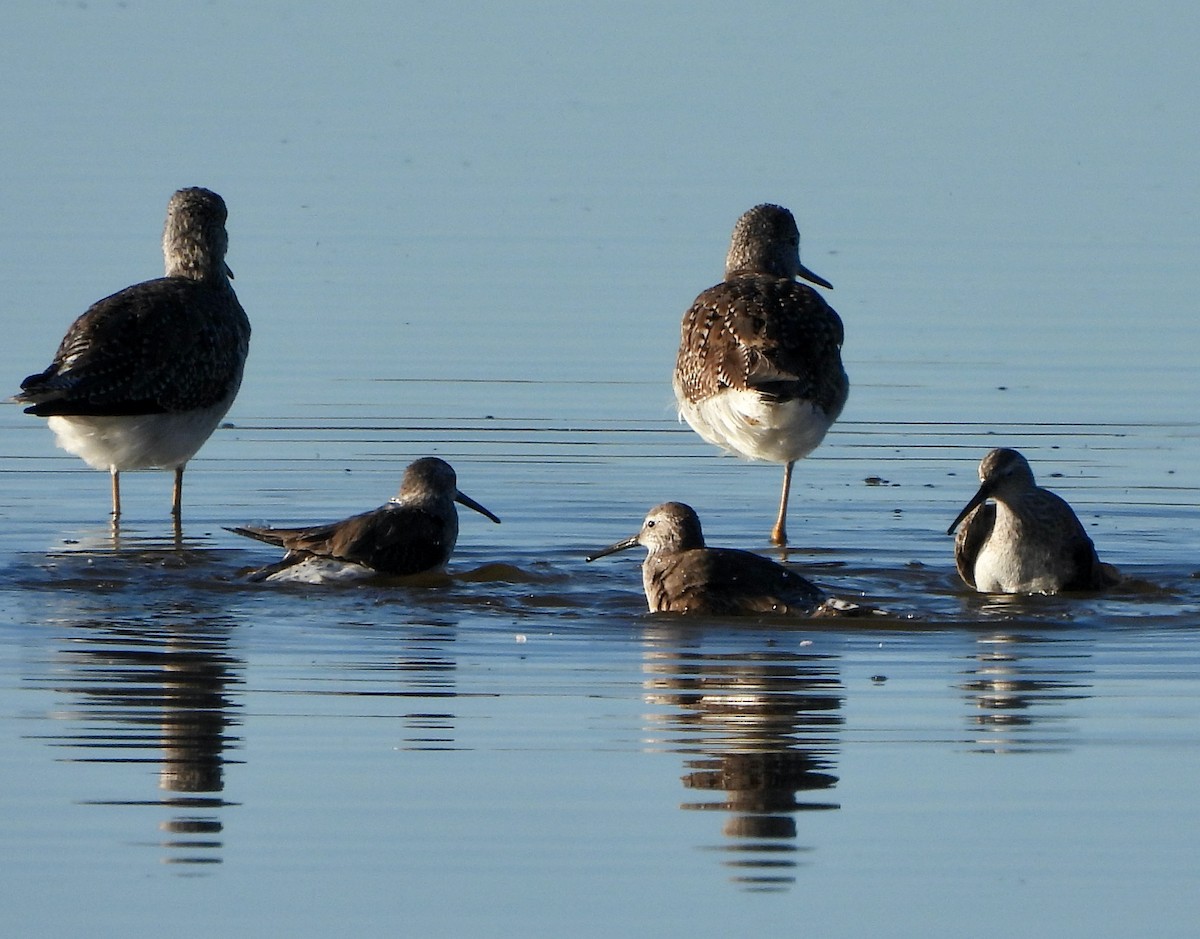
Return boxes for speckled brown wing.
[646,546,824,615]
[18,277,250,416]
[1060,517,1119,591]
[675,275,847,413]
[701,547,825,614]
[1028,489,1118,592]
[953,503,994,590]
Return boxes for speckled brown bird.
[586,501,831,615]
[228,457,500,583]
[948,448,1120,594]
[16,187,251,521]
[673,203,847,546]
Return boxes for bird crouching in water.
[587,501,864,616]
[948,448,1121,594]
[15,187,251,523]
[228,457,501,583]
[673,203,848,546]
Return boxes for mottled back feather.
[644,545,825,615]
[675,274,847,414]
[19,277,249,417]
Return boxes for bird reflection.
[958,630,1092,754]
[641,627,842,890]
[331,620,463,751]
[41,609,241,869]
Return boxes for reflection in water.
[641,627,842,891]
[331,620,463,751]
[959,631,1093,754]
[33,603,242,870]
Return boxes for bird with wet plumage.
[228,457,500,583]
[587,501,867,616]
[948,448,1120,594]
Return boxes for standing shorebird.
[673,204,848,546]
[586,501,829,615]
[947,448,1120,594]
[15,187,251,522]
[228,457,500,583]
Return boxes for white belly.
[263,557,378,584]
[47,397,235,473]
[972,540,1062,595]
[674,385,834,463]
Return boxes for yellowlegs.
[673,203,848,546]
[228,457,500,582]
[586,501,829,615]
[16,188,251,521]
[948,448,1120,594]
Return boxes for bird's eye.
[646,520,656,528]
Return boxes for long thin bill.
[456,491,501,524]
[947,487,989,536]
[797,262,832,290]
[585,536,640,563]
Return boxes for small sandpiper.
[673,204,848,546]
[587,501,835,615]
[16,187,251,521]
[228,457,500,583]
[947,448,1120,594]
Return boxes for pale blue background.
[3,2,1196,419]
[2,4,1198,937]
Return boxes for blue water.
[2,3,1199,937]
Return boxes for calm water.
[3,3,1200,937]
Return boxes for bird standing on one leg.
[673,203,847,546]
[15,187,251,524]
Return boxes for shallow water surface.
[3,2,1200,935]
[2,391,1198,936]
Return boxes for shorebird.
[586,501,830,615]
[947,448,1120,594]
[16,187,251,521]
[673,203,848,546]
[228,457,500,582]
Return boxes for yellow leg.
[770,460,795,546]
[172,465,185,519]
[110,469,121,519]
